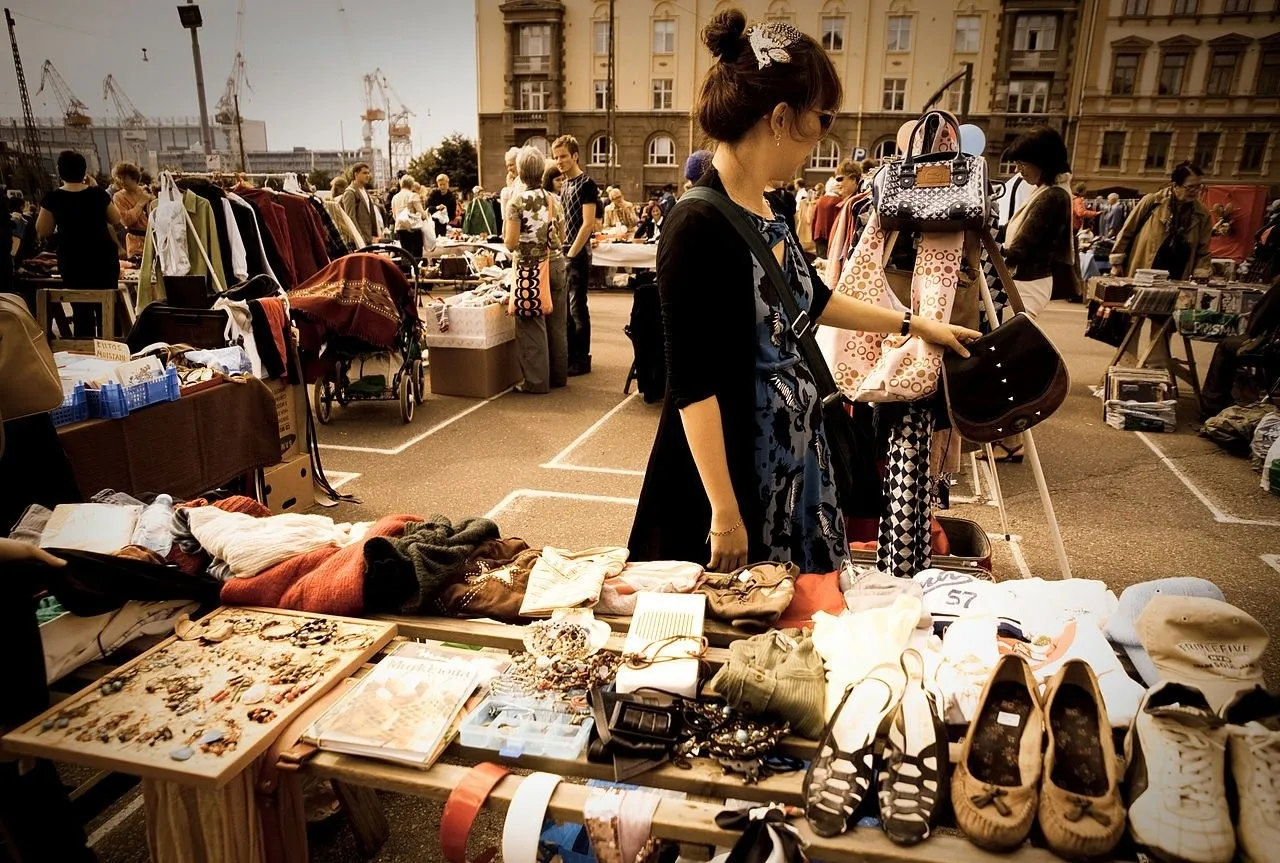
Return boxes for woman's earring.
[774,133,781,147]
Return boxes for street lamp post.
[176,3,213,157]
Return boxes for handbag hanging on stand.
[680,186,883,519]
[875,111,989,234]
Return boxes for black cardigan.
[1003,185,1081,300]
[628,170,831,566]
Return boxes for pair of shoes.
[975,442,1025,464]
[567,356,592,376]
[1127,682,1280,863]
[803,653,948,844]
[952,657,1124,858]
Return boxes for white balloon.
[959,124,986,157]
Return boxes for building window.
[1158,53,1189,96]
[954,16,980,54]
[1171,0,1197,13]
[518,81,549,111]
[1223,0,1250,11]
[810,138,840,170]
[525,136,550,156]
[589,135,614,167]
[593,80,608,111]
[1123,0,1148,15]
[883,78,908,111]
[945,85,967,115]
[874,139,901,160]
[1239,131,1268,172]
[1112,53,1140,95]
[1100,131,1126,169]
[1145,131,1172,170]
[593,20,610,56]
[1257,50,1280,96]
[1007,79,1050,113]
[653,19,675,54]
[1195,131,1220,169]
[1013,15,1057,52]
[647,135,676,166]
[999,136,1019,175]
[652,78,674,110]
[517,24,551,72]
[821,16,845,52]
[1206,51,1238,96]
[887,16,912,52]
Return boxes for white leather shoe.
[1222,686,1280,863]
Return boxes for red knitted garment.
[220,513,418,615]
[776,571,847,630]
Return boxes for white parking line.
[541,392,639,471]
[1263,554,1280,575]
[485,489,639,521]
[325,471,361,490]
[88,793,144,847]
[319,389,509,455]
[1135,432,1280,527]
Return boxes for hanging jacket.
[462,196,497,236]
[138,182,226,310]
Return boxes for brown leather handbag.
[940,234,1070,443]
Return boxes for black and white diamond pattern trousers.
[878,402,935,578]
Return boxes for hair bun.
[703,9,747,62]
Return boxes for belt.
[441,762,511,863]
[501,772,562,863]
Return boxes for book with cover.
[307,654,479,768]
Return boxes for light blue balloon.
[960,124,986,157]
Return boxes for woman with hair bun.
[628,9,978,573]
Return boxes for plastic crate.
[458,694,593,760]
[50,384,88,427]
[86,365,182,420]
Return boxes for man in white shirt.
[339,162,377,246]
[794,178,810,204]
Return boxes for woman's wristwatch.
[900,312,913,336]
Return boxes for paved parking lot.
[86,290,1280,861]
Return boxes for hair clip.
[746,22,803,69]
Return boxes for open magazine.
[306,644,498,768]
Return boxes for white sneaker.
[1222,687,1280,863]
[1125,682,1235,863]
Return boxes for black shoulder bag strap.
[681,186,842,408]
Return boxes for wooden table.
[1105,309,1204,416]
[310,615,1127,863]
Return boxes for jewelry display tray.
[458,693,594,760]
[3,607,395,789]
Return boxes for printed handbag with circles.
[875,111,989,234]
[508,257,553,318]
[830,210,959,403]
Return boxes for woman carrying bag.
[1000,127,1081,311]
[504,146,566,394]
[627,10,978,574]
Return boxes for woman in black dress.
[628,10,978,573]
[35,150,125,337]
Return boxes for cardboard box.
[428,341,519,398]
[423,302,515,349]
[264,379,307,460]
[261,454,312,514]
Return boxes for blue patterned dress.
[742,210,848,573]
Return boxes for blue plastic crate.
[86,365,182,419]
[50,384,88,427]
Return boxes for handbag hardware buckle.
[821,391,843,408]
[789,309,812,339]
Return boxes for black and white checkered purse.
[875,111,989,233]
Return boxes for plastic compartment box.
[457,694,594,760]
[50,384,88,427]
[85,365,181,419]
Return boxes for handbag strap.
[681,186,843,406]
[978,231,1026,316]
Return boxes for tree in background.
[407,134,479,192]
[307,168,333,191]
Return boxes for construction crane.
[35,59,91,126]
[214,0,250,169]
[361,68,414,176]
[4,8,46,195]
[102,75,146,126]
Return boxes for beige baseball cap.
[1137,595,1269,710]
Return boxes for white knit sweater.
[186,508,355,579]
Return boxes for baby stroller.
[289,249,427,424]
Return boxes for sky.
[1,0,479,153]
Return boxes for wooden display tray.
[4,607,395,789]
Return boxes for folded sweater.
[186,507,354,579]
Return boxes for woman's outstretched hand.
[913,320,982,358]
[0,538,65,567]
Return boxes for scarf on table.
[186,507,359,580]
